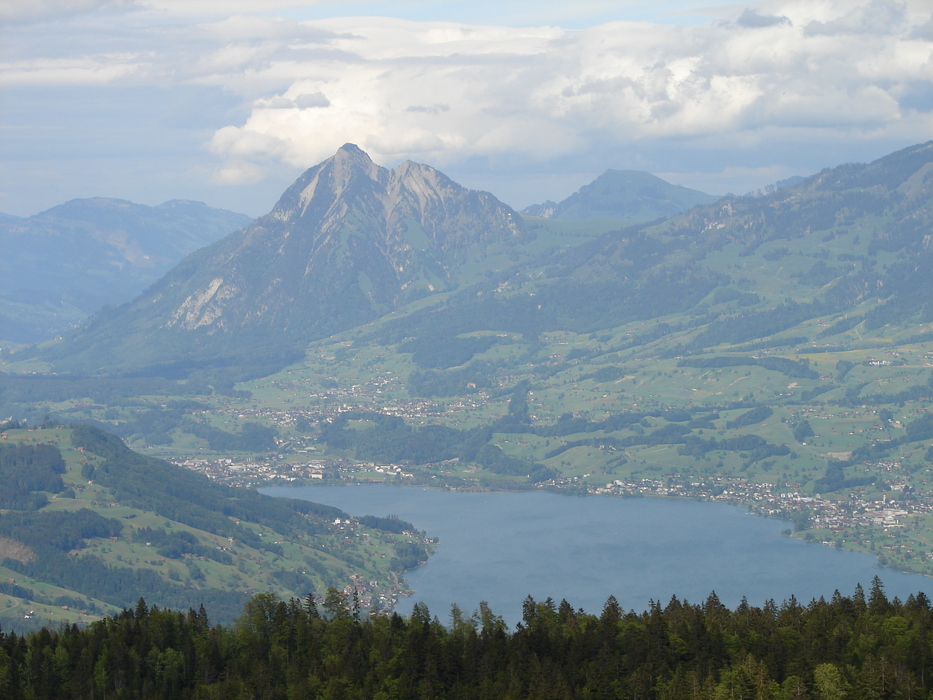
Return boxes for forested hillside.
[0,424,433,631]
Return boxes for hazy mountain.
[326,140,933,388]
[521,169,719,222]
[0,198,252,343]
[36,144,527,374]
[24,141,933,382]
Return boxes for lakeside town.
[169,446,933,579]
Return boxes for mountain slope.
[0,198,252,343]
[522,169,718,222]
[35,144,527,375]
[385,141,933,349]
[0,422,432,629]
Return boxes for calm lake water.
[262,485,933,626]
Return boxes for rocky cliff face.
[40,144,525,372]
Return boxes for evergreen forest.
[0,579,929,699]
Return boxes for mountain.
[0,198,252,343]
[18,141,933,380]
[34,144,528,375]
[384,141,933,347]
[521,169,719,222]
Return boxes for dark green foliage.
[0,509,121,552]
[474,444,556,482]
[726,406,773,429]
[792,420,815,442]
[691,301,826,348]
[588,365,625,382]
[0,443,66,510]
[814,462,876,494]
[357,515,417,534]
[135,528,233,565]
[0,580,35,600]
[4,584,933,699]
[820,316,863,339]
[321,411,486,464]
[178,418,278,452]
[407,361,496,397]
[269,570,314,593]
[792,260,844,286]
[905,412,933,443]
[399,334,501,369]
[678,434,791,463]
[835,359,855,379]
[320,411,556,482]
[762,247,790,261]
[390,542,429,571]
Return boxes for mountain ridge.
[522,169,719,222]
[0,197,253,343]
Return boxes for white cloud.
[734,9,791,28]
[804,0,908,36]
[2,0,932,212]
[212,159,268,185]
[293,91,330,108]
[176,5,931,180]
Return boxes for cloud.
[910,13,933,40]
[407,104,451,114]
[0,0,138,24]
[212,159,267,185]
[804,0,908,36]
[193,6,933,178]
[255,92,330,109]
[734,9,791,28]
[294,91,330,108]
[3,0,933,205]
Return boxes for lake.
[262,485,933,626]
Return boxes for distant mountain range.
[521,169,718,222]
[0,198,252,343]
[16,140,933,383]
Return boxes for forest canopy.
[0,579,929,699]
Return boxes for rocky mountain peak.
[39,145,526,372]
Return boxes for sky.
[1,0,932,218]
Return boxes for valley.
[4,140,933,621]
